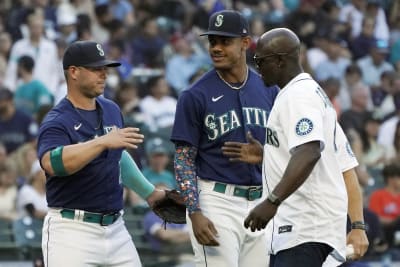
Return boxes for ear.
[241,36,252,50]
[68,66,79,80]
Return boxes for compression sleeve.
[174,144,200,214]
[120,150,155,199]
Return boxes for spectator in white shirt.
[139,75,177,139]
[16,159,47,219]
[339,0,389,42]
[4,12,60,95]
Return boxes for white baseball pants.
[187,179,269,267]
[42,208,142,267]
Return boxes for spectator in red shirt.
[369,163,400,246]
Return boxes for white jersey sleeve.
[281,79,326,152]
[335,122,358,172]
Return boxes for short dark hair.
[345,64,362,76]
[0,87,13,101]
[18,55,35,72]
[146,75,163,90]
[383,163,400,183]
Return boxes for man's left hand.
[244,199,277,232]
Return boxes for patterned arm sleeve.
[174,144,200,214]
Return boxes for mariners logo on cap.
[295,118,313,136]
[96,44,105,56]
[215,14,224,27]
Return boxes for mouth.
[211,55,224,62]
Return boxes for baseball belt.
[60,208,121,226]
[213,182,262,201]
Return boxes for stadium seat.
[0,219,18,260]
[12,216,43,260]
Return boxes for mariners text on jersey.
[205,107,269,140]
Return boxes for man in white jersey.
[222,28,369,266]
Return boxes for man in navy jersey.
[37,41,165,267]
[171,10,279,267]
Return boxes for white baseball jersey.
[263,73,357,262]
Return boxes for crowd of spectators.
[1,0,400,265]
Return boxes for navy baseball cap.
[63,41,121,69]
[200,10,249,37]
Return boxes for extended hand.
[222,131,263,164]
[102,127,144,149]
[244,199,277,232]
[189,212,219,246]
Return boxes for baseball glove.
[152,190,186,224]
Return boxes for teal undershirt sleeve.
[120,150,155,199]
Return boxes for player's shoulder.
[40,99,71,126]
[97,95,120,110]
[186,69,217,92]
[177,69,217,102]
[286,73,319,94]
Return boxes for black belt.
[60,209,121,226]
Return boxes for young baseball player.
[37,41,166,267]
[171,10,279,267]
[241,28,369,266]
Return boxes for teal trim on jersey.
[50,146,68,176]
[120,150,155,199]
[213,182,263,201]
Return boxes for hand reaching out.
[222,131,263,164]
[101,127,144,149]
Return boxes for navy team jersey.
[37,96,124,213]
[171,68,279,186]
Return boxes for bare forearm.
[272,142,321,201]
[344,168,364,222]
[41,137,106,175]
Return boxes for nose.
[99,67,107,77]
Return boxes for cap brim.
[199,31,243,37]
[83,59,121,68]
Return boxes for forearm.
[41,137,106,176]
[174,144,200,214]
[272,142,321,202]
[120,150,155,199]
[343,168,364,223]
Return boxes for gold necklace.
[216,67,249,90]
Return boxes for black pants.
[270,242,333,267]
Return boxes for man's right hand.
[102,127,144,149]
[189,212,219,246]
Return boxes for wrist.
[267,192,281,206]
[188,209,202,218]
[351,221,366,231]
